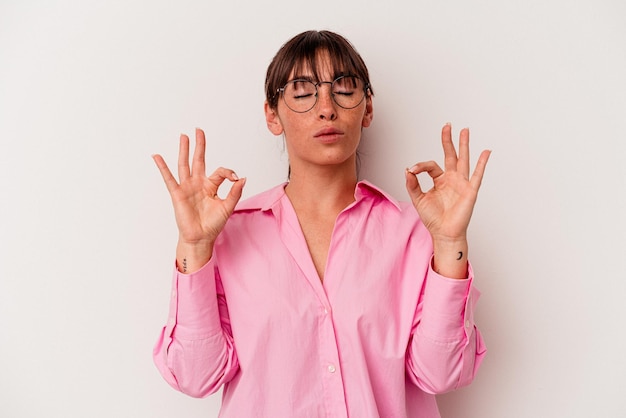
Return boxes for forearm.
[154,261,239,397]
[432,237,468,279]
[156,327,239,397]
[406,265,486,393]
[176,239,215,274]
[407,319,485,393]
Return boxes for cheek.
[275,107,298,133]
[280,114,313,139]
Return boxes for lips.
[314,127,343,139]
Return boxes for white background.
[1,1,625,417]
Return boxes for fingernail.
[445,122,451,126]
[232,173,239,181]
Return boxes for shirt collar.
[354,180,402,211]
[234,180,402,213]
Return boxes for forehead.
[288,50,346,81]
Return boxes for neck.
[285,160,358,214]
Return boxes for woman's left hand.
[405,124,491,243]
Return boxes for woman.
[153,30,490,417]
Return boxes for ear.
[361,96,374,128]
[264,101,284,135]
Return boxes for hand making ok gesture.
[405,123,491,278]
[152,128,246,272]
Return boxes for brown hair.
[265,30,373,110]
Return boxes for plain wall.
[1,1,625,417]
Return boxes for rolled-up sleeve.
[406,261,486,394]
[153,258,239,398]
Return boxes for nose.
[315,82,337,120]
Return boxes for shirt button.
[327,364,336,373]
[172,290,177,298]
[465,320,471,328]
[324,308,329,315]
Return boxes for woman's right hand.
[152,128,246,272]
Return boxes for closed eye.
[293,93,315,100]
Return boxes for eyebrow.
[288,75,316,83]
[288,71,354,84]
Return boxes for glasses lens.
[281,76,366,112]
[283,80,317,112]
[332,76,365,109]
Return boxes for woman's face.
[264,51,373,175]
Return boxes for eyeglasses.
[277,75,369,113]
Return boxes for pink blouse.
[154,181,486,417]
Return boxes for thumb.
[405,169,423,202]
[223,177,247,213]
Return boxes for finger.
[408,160,444,180]
[178,134,191,182]
[222,177,247,213]
[441,123,458,172]
[457,127,470,178]
[405,168,423,201]
[152,154,179,194]
[469,150,492,190]
[207,167,240,190]
[191,128,207,177]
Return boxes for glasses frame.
[277,75,370,113]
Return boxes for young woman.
[152,30,490,417]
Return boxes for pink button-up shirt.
[153,181,486,417]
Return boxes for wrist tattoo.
[456,251,463,261]
[182,258,187,273]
